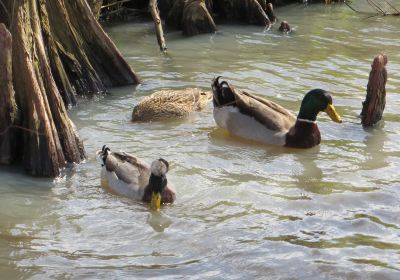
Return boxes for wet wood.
[265,3,277,24]
[149,0,167,51]
[10,0,85,176]
[361,54,388,127]
[0,24,17,165]
[65,0,140,90]
[182,0,217,36]
[88,0,103,19]
[0,0,140,177]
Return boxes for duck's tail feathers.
[96,145,110,166]
[211,76,236,108]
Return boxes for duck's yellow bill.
[325,104,342,123]
[150,192,162,211]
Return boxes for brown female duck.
[132,88,212,122]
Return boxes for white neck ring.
[297,118,317,124]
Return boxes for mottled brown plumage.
[132,88,212,122]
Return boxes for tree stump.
[182,0,217,36]
[361,54,387,127]
[0,0,140,177]
[0,24,17,165]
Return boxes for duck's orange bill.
[325,104,342,123]
[150,192,161,211]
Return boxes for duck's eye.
[201,92,206,95]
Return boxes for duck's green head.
[149,158,169,211]
[298,89,342,123]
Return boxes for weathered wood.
[10,0,85,176]
[88,0,103,18]
[265,3,276,24]
[149,0,167,51]
[0,0,139,177]
[361,54,387,127]
[182,0,217,36]
[0,24,17,165]
[65,0,140,90]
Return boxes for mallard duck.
[212,77,342,148]
[96,146,175,210]
[132,88,212,122]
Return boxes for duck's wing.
[103,150,150,186]
[212,77,296,132]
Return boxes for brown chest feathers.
[142,187,176,204]
[285,121,321,148]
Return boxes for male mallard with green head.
[97,146,175,210]
[212,77,342,148]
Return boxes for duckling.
[132,88,212,122]
[212,77,342,148]
[97,146,175,210]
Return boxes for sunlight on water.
[1,4,400,279]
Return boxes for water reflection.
[147,211,173,232]
[362,124,388,170]
[293,151,324,194]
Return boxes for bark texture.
[10,0,85,176]
[0,0,139,177]
[182,0,217,36]
[88,0,103,18]
[361,54,387,127]
[149,0,167,51]
[0,24,17,165]
[165,0,270,36]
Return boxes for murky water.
[1,4,400,279]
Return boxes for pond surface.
[1,4,400,279]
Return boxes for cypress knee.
[361,54,387,127]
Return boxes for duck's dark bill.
[325,104,342,123]
[150,192,162,211]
